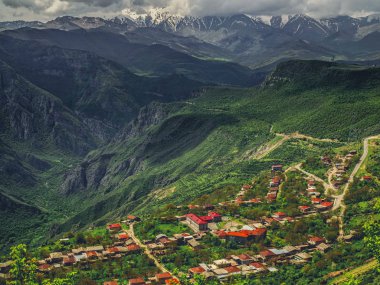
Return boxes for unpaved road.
[127,223,171,274]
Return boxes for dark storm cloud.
[3,0,37,9]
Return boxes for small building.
[213,259,231,268]
[272,164,283,172]
[85,246,104,253]
[62,255,76,266]
[128,277,146,285]
[104,281,119,285]
[312,198,322,204]
[118,233,129,241]
[185,214,208,231]
[231,254,254,265]
[299,206,311,214]
[363,176,373,182]
[316,243,331,253]
[270,176,281,187]
[321,201,334,208]
[259,250,276,261]
[272,212,287,219]
[241,184,253,190]
[189,266,206,276]
[127,244,141,253]
[86,251,98,261]
[187,238,201,249]
[294,252,312,262]
[308,236,325,246]
[37,264,52,272]
[224,266,241,275]
[49,252,63,263]
[155,272,172,284]
[250,262,266,272]
[127,215,140,222]
[108,224,122,232]
[208,212,222,222]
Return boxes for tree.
[8,244,77,285]
[9,244,37,285]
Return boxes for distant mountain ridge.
[2,12,380,70]
[1,13,380,41]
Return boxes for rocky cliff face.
[0,60,97,155]
[60,102,174,195]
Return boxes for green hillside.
[54,61,380,236]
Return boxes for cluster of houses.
[267,165,284,202]
[298,180,334,214]
[36,223,141,272]
[188,236,331,281]
[332,151,358,188]
[104,272,178,285]
[143,232,205,255]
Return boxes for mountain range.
[1,13,380,70]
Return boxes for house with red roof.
[298,206,311,214]
[155,272,172,284]
[312,198,322,204]
[62,255,76,266]
[185,214,208,231]
[208,212,222,222]
[224,266,241,274]
[165,279,180,285]
[308,236,325,246]
[86,251,98,261]
[318,201,334,211]
[270,176,282,187]
[242,184,253,190]
[225,228,267,244]
[128,277,146,285]
[250,262,266,272]
[363,176,372,181]
[266,193,277,201]
[107,224,122,232]
[127,244,141,253]
[231,254,254,265]
[188,266,206,276]
[104,281,118,285]
[118,233,129,241]
[272,212,287,219]
[127,215,140,222]
[259,250,276,261]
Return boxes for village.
[0,137,377,285]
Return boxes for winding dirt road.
[295,135,380,240]
[127,223,171,274]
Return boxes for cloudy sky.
[1,0,380,21]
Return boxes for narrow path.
[294,164,332,196]
[127,223,171,274]
[335,135,380,239]
[254,131,340,160]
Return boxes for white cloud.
[1,0,380,21]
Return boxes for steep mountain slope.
[0,34,210,250]
[53,60,380,236]
[1,28,260,87]
[0,34,207,133]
